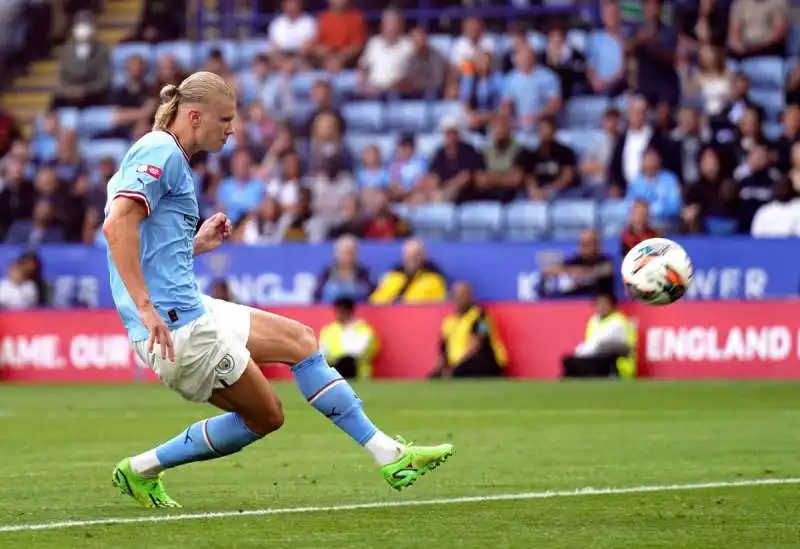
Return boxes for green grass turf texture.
[1,380,799,548]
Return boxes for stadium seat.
[430,101,466,129]
[111,42,154,72]
[79,139,129,166]
[749,89,785,121]
[289,100,316,128]
[414,133,442,159]
[550,199,597,240]
[526,31,546,52]
[196,41,242,71]
[504,201,549,241]
[556,129,603,160]
[407,203,457,240]
[428,34,453,59]
[739,57,786,90]
[341,101,385,132]
[789,24,800,57]
[238,39,271,68]
[566,29,588,53]
[345,133,397,161]
[154,41,197,70]
[55,108,80,131]
[77,106,117,138]
[291,71,331,98]
[457,201,504,241]
[331,70,359,99]
[564,96,609,129]
[386,101,430,132]
[764,121,783,141]
[598,199,630,239]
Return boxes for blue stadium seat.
[789,25,800,57]
[749,89,785,121]
[706,216,738,236]
[556,129,603,160]
[79,139,129,166]
[386,100,430,132]
[111,42,154,72]
[196,41,242,71]
[56,108,80,131]
[238,39,271,68]
[430,100,465,128]
[566,29,588,53]
[154,41,197,70]
[739,57,786,90]
[291,71,331,98]
[504,201,549,241]
[345,133,396,161]
[428,34,453,59]
[457,201,503,241]
[414,133,442,159]
[407,203,456,240]
[526,31,546,52]
[341,101,385,132]
[289,100,316,128]
[598,199,630,239]
[550,199,597,240]
[564,96,610,129]
[77,106,117,138]
[331,70,359,98]
[764,121,783,141]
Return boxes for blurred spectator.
[561,293,636,379]
[266,152,302,213]
[356,145,389,189]
[0,159,35,240]
[631,0,680,119]
[3,139,37,180]
[683,45,732,118]
[242,102,277,151]
[62,172,96,241]
[751,177,800,237]
[17,251,49,306]
[258,122,298,180]
[358,7,413,97]
[787,63,800,107]
[718,73,762,135]
[430,281,507,379]
[361,188,411,240]
[540,230,614,298]
[311,0,366,71]
[0,260,38,310]
[111,55,151,108]
[128,0,186,42]
[582,107,622,191]
[33,167,63,205]
[277,188,327,242]
[790,142,800,194]
[31,112,61,164]
[48,130,84,183]
[308,111,351,174]
[216,150,266,222]
[238,54,293,110]
[677,0,731,49]
[5,200,65,245]
[476,114,524,203]
[730,106,769,179]
[728,0,788,58]
[775,105,800,173]
[398,28,448,99]
[682,148,740,234]
[626,148,682,227]
[370,238,447,304]
[450,16,494,78]
[609,95,667,192]
[314,234,373,303]
[669,107,709,186]
[52,16,111,109]
[308,157,357,225]
[501,45,562,132]
[586,1,627,97]
[540,27,586,99]
[269,0,317,69]
[327,194,364,239]
[460,50,504,133]
[203,48,235,83]
[0,108,21,158]
[386,134,425,201]
[518,115,579,201]
[319,296,379,379]
[415,117,485,204]
[304,80,345,138]
[500,23,528,73]
[621,200,660,255]
[738,145,782,232]
[241,197,285,244]
[153,54,187,93]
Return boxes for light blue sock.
[291,352,378,445]
[154,413,263,469]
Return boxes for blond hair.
[153,71,236,131]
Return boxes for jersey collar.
[163,130,192,164]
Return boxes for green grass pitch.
[1,380,799,548]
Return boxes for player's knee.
[295,323,318,359]
[249,400,285,436]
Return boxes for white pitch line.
[1,477,798,534]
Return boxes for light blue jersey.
[104,130,204,342]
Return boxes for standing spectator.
[586,0,628,97]
[459,50,504,133]
[4,200,65,245]
[518,115,579,200]
[358,7,413,97]
[216,150,266,222]
[682,148,740,234]
[369,238,448,304]
[581,107,622,193]
[500,45,562,132]
[750,177,800,237]
[609,95,667,192]
[626,148,682,227]
[476,114,525,203]
[621,200,660,255]
[540,27,586,99]
[728,0,788,58]
[52,16,111,108]
[0,159,35,240]
[268,0,317,69]
[311,0,366,71]
[314,234,373,303]
[0,261,38,310]
[398,28,448,99]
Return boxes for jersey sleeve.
[114,143,181,216]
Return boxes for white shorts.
[133,295,252,403]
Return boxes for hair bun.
[159,84,179,103]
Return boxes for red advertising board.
[1,301,800,382]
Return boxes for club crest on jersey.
[136,164,163,179]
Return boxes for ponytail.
[152,84,181,131]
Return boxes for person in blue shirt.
[103,71,453,510]
[500,45,562,132]
[586,1,628,97]
[626,148,683,226]
[215,149,265,221]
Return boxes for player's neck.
[165,124,199,157]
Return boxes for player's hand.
[194,213,232,255]
[141,305,175,362]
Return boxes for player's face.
[197,95,237,153]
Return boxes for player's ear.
[189,108,201,127]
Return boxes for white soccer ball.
[621,237,693,306]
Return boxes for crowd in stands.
[1,0,800,250]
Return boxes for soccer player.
[103,72,453,508]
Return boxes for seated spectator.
[308,111,351,174]
[33,167,64,208]
[751,177,800,237]
[319,297,379,379]
[775,105,800,173]
[729,106,770,179]
[738,145,782,232]
[561,293,636,379]
[397,27,448,99]
[459,50,504,133]
[609,95,668,192]
[518,115,579,201]
[0,159,35,240]
[669,106,710,186]
[111,54,151,108]
[203,48,235,83]
[676,0,731,49]
[327,194,364,239]
[356,145,389,190]
[716,73,762,136]
[539,229,614,298]
[728,0,788,58]
[266,152,302,214]
[278,187,328,242]
[500,23,527,73]
[540,27,586,99]
[152,54,187,93]
[237,54,294,111]
[414,117,485,204]
[361,187,411,240]
[358,7,413,97]
[0,260,38,310]
[475,114,524,203]
[308,156,357,225]
[0,107,21,158]
[216,150,266,222]
[3,139,37,180]
[787,63,800,107]
[626,148,682,227]
[241,197,286,244]
[47,129,84,183]
[268,0,317,69]
[500,45,561,132]
[682,45,732,119]
[304,79,345,138]
[450,16,495,78]
[310,0,366,71]
[586,0,627,97]
[386,134,425,201]
[242,102,277,152]
[582,107,622,192]
[31,111,60,164]
[621,200,660,255]
[314,234,373,303]
[5,200,65,245]
[52,16,111,109]
[430,281,507,379]
[127,0,186,43]
[258,122,298,180]
[682,147,740,234]
[370,238,447,304]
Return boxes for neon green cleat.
[380,436,454,491]
[112,458,181,509]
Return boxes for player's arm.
[103,197,151,309]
